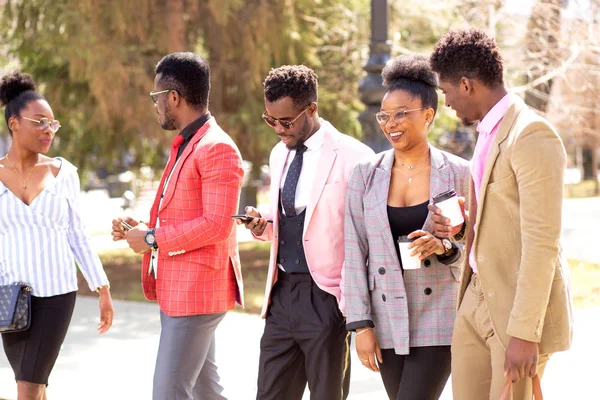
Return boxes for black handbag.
[0,282,32,333]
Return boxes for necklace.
[394,158,430,184]
[4,155,36,189]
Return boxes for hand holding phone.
[120,221,133,231]
[231,214,273,223]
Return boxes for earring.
[425,120,430,126]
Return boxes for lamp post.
[358,0,391,153]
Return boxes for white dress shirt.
[0,158,109,297]
[279,118,327,216]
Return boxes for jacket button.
[280,240,285,245]
[378,267,386,275]
[382,294,386,302]
[295,259,300,264]
[424,288,432,295]
[280,258,285,263]
[297,240,301,245]
[168,252,173,256]
[298,221,302,226]
[280,220,285,226]
[424,259,431,267]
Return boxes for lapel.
[423,146,451,233]
[304,128,338,233]
[371,150,399,261]
[159,118,214,212]
[473,97,526,232]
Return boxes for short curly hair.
[430,28,504,88]
[263,65,318,109]
[155,52,210,109]
[382,54,438,116]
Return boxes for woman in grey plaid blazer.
[343,55,470,400]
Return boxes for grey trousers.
[153,311,227,400]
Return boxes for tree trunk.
[167,0,186,52]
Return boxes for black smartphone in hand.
[120,221,133,231]
[231,214,273,223]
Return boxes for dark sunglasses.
[262,105,312,130]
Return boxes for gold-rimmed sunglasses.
[21,116,61,133]
[262,104,312,130]
[375,107,423,125]
[149,89,176,104]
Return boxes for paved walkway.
[0,297,597,399]
[0,193,597,398]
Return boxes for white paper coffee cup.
[433,190,464,228]
[398,236,421,270]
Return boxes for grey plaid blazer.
[343,146,470,354]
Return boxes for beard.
[160,103,177,130]
[288,117,312,150]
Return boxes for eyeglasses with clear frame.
[375,107,423,125]
[21,116,61,133]
[149,89,174,104]
[262,104,312,130]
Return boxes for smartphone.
[120,220,133,231]
[231,214,273,223]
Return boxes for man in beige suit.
[428,29,573,399]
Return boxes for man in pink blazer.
[243,65,374,400]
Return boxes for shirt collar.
[477,93,512,136]
[303,118,326,151]
[179,112,211,142]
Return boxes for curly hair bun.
[382,55,438,88]
[0,71,37,107]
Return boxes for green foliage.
[1,0,370,179]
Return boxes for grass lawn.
[564,180,599,198]
[79,247,600,314]
[568,259,600,310]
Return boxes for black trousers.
[379,346,451,400]
[257,273,350,400]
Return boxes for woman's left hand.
[407,230,445,260]
[97,287,114,334]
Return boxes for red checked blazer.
[141,117,244,317]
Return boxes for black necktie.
[281,145,308,217]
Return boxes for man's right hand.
[428,196,466,238]
[356,328,383,372]
[241,206,268,236]
[111,217,139,241]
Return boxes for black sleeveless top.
[387,200,429,269]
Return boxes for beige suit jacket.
[459,96,573,355]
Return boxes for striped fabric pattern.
[0,158,109,297]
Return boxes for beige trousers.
[451,274,550,400]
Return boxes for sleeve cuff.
[346,320,374,332]
[437,244,461,265]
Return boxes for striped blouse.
[0,157,109,297]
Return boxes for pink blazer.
[255,121,374,318]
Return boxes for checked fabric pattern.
[280,145,307,217]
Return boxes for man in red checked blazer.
[111,52,244,400]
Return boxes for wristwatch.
[145,228,158,250]
[441,238,453,256]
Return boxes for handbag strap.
[498,375,543,400]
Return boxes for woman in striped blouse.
[0,71,114,399]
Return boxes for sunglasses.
[149,89,176,104]
[375,108,423,125]
[262,105,311,130]
[21,116,61,133]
